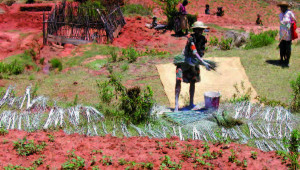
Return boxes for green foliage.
[39,58,45,65]
[186,14,197,28]
[154,0,180,28]
[181,144,194,159]
[228,149,236,163]
[31,83,39,99]
[229,81,252,103]
[73,94,79,106]
[97,73,155,124]
[219,38,232,50]
[256,96,288,108]
[32,158,44,167]
[62,150,85,169]
[121,47,141,63]
[118,158,128,165]
[144,48,169,56]
[166,141,178,149]
[121,4,152,16]
[13,137,47,156]
[288,130,300,169]
[209,36,219,46]
[160,155,182,170]
[50,58,63,71]
[250,151,257,159]
[121,62,129,71]
[140,162,154,169]
[194,157,212,167]
[100,155,113,166]
[0,127,8,136]
[290,73,300,112]
[4,164,35,170]
[0,60,25,78]
[47,133,55,142]
[213,111,243,129]
[120,86,154,124]
[245,30,278,49]
[109,50,118,62]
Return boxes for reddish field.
[0,130,290,169]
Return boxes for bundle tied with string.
[173,54,217,71]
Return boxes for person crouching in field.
[278,1,297,67]
[256,14,263,26]
[173,21,212,112]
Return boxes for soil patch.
[0,130,290,169]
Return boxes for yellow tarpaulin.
[156,57,257,108]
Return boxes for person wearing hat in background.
[173,21,212,112]
[278,1,297,67]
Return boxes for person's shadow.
[265,60,287,68]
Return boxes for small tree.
[154,0,181,28]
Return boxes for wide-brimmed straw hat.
[192,21,208,29]
[277,1,290,7]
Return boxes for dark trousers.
[279,40,291,65]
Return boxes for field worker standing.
[173,21,213,112]
[178,0,189,35]
[278,1,297,67]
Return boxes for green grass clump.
[219,38,232,50]
[13,137,47,156]
[85,59,107,70]
[121,4,152,16]
[245,30,278,49]
[290,73,300,112]
[0,127,8,136]
[50,58,63,71]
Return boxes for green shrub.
[50,58,63,71]
[13,137,47,156]
[100,155,113,166]
[229,81,252,103]
[32,158,44,167]
[209,36,219,46]
[219,38,232,50]
[0,60,25,78]
[97,73,155,124]
[290,74,300,112]
[154,0,180,28]
[289,130,300,169]
[245,30,278,49]
[120,86,154,124]
[121,47,140,63]
[121,4,152,16]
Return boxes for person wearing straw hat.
[173,21,213,112]
[278,1,297,67]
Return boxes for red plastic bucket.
[204,91,220,109]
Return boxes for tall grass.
[121,4,152,16]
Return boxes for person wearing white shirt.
[278,1,296,67]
